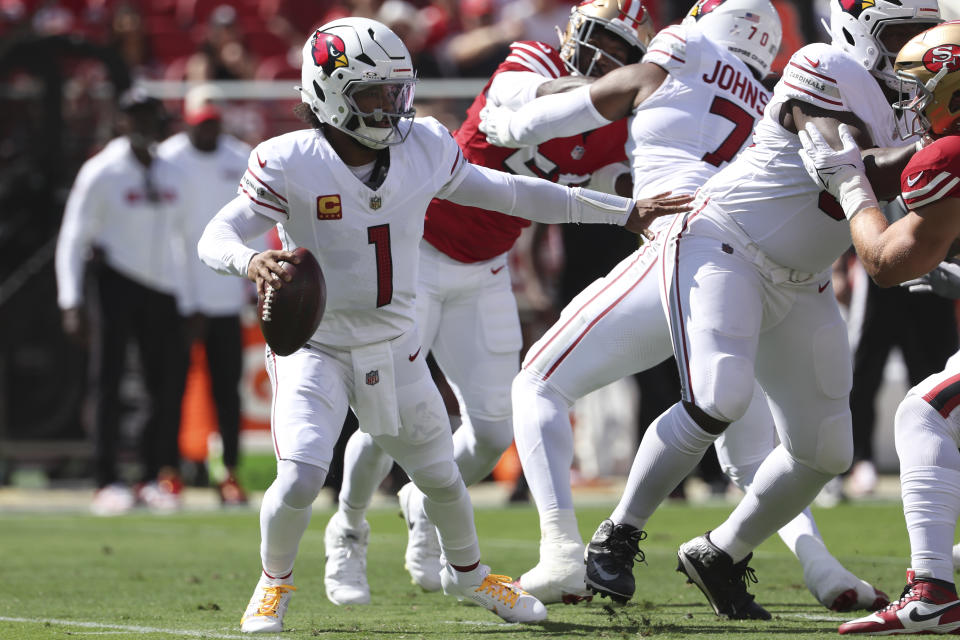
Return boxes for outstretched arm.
[440,161,691,235]
[479,61,667,148]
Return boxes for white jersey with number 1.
[239,117,467,349]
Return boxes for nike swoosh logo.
[818,281,830,293]
[408,347,421,362]
[257,152,267,169]
[590,564,621,582]
[908,601,960,622]
[803,56,820,68]
[491,265,505,275]
[907,172,923,187]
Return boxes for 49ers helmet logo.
[922,43,960,73]
[311,31,348,77]
[688,0,726,20]
[839,0,876,18]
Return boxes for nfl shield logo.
[369,196,382,210]
[570,145,585,160]
[365,369,379,385]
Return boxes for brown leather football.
[257,247,325,356]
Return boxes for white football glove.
[902,259,960,299]
[798,123,878,220]
[798,123,864,192]
[478,103,524,148]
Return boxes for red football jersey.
[423,41,630,263]
[901,135,960,210]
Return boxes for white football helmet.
[683,0,782,77]
[299,17,417,149]
[827,0,941,91]
[558,0,657,77]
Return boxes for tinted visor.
[345,79,417,121]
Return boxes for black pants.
[88,265,187,487]
[196,314,243,469]
[850,279,957,462]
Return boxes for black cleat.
[677,533,770,620]
[584,519,647,604]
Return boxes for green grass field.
[0,499,911,639]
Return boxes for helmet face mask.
[893,20,960,138]
[558,0,656,77]
[299,18,418,149]
[682,0,783,78]
[828,0,941,92]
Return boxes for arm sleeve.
[486,70,550,109]
[441,162,634,225]
[54,163,102,309]
[499,84,612,147]
[198,195,278,277]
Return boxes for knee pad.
[275,459,326,509]
[801,412,853,476]
[407,459,461,502]
[695,354,755,423]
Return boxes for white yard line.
[0,616,263,639]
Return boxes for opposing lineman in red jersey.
[480,0,897,614]
[320,0,657,607]
[799,20,960,636]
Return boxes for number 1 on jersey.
[367,224,393,307]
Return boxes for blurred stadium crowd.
[0,0,957,509]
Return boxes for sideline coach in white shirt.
[55,87,194,514]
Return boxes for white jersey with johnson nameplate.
[634,24,769,207]
[700,42,906,275]
[238,117,467,348]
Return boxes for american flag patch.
[743,12,760,22]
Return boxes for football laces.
[261,285,274,322]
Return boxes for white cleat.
[324,511,371,605]
[441,563,547,623]
[515,544,592,605]
[240,573,296,633]
[397,482,442,591]
[804,560,889,612]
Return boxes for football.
[257,247,326,356]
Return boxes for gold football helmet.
[894,20,960,137]
[558,0,656,77]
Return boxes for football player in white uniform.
[196,17,691,633]
[798,21,960,635]
[480,0,889,614]
[321,0,654,607]
[615,0,936,620]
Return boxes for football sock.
[512,370,576,512]
[896,394,960,582]
[902,465,960,582]
[260,460,326,577]
[338,430,393,530]
[539,508,583,547]
[416,477,481,567]
[612,402,716,529]
[715,449,831,565]
[710,445,831,563]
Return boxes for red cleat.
[839,570,960,635]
